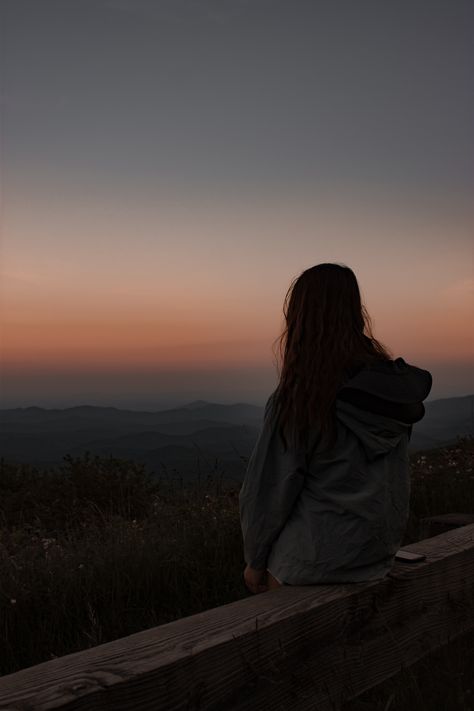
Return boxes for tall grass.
[0,436,473,709]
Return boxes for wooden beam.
[419,512,474,539]
[0,524,473,711]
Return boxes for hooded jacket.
[239,357,433,585]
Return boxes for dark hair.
[270,262,393,455]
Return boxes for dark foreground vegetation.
[0,436,473,709]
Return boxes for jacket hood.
[335,357,433,461]
[338,357,433,403]
[335,399,411,461]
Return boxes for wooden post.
[0,524,473,711]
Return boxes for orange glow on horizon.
[1,199,472,383]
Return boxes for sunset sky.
[1,0,473,409]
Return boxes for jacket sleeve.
[239,391,306,570]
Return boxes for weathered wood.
[419,512,474,539]
[0,524,473,711]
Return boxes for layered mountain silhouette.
[0,395,472,483]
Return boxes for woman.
[239,263,432,594]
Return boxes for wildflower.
[42,538,56,549]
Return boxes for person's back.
[262,357,431,584]
[238,264,433,592]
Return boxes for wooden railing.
[0,516,473,710]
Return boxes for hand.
[243,564,269,594]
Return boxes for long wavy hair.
[270,263,393,456]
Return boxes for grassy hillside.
[0,436,473,708]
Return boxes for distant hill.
[0,395,472,482]
[412,395,474,450]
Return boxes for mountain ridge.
[1,395,472,481]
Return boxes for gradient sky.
[1,0,473,409]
